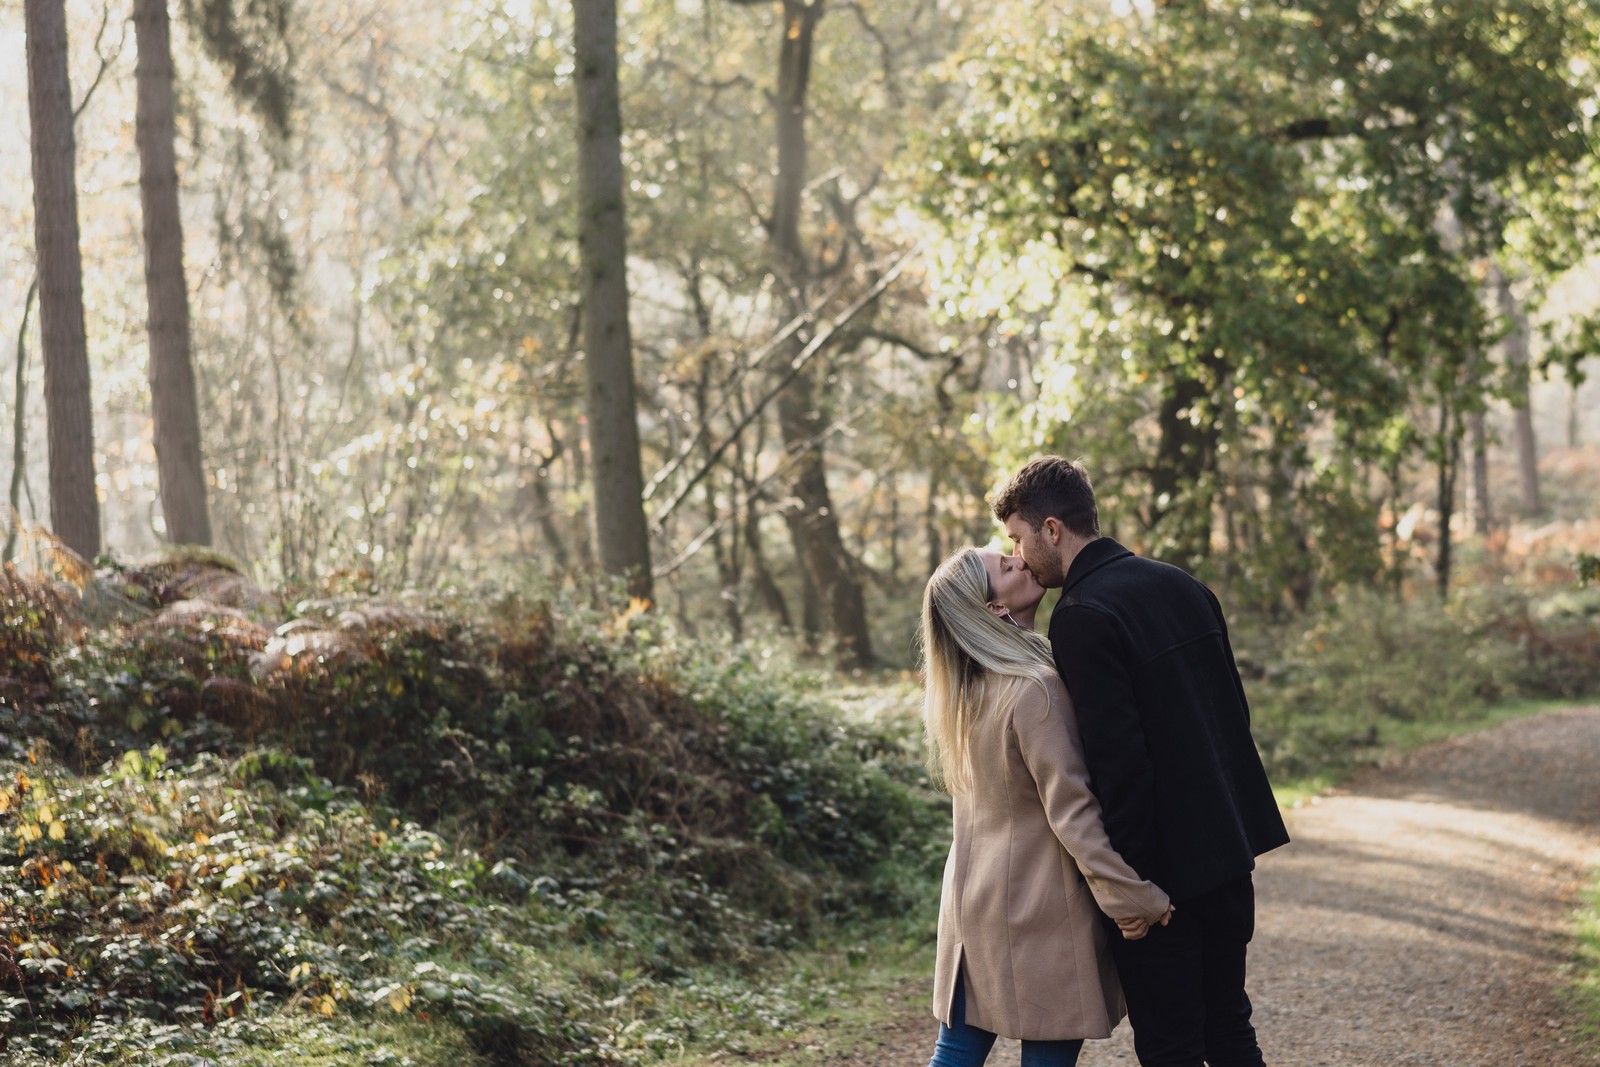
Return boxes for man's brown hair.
[991,456,1100,538]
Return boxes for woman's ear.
[985,601,1010,619]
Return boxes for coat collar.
[1061,536,1134,596]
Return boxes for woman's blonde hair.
[920,547,1056,795]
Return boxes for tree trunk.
[6,278,39,562]
[766,0,873,667]
[744,500,793,628]
[1467,408,1490,535]
[1493,266,1540,516]
[1146,372,1214,572]
[1264,424,1313,611]
[25,0,101,560]
[136,0,212,546]
[573,0,652,602]
[1434,398,1461,600]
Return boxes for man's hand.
[1115,905,1174,941]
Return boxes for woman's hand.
[1115,916,1150,940]
[1116,905,1174,941]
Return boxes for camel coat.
[933,673,1171,1041]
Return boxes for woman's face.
[981,549,1044,617]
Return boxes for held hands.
[1115,905,1174,941]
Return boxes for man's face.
[1002,514,1066,589]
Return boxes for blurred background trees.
[2,0,1598,665]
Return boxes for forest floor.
[716,705,1600,1067]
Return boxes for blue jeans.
[928,971,1084,1067]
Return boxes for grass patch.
[664,936,937,1067]
[1269,699,1575,805]
[1373,697,1573,752]
[1571,869,1600,1045]
[29,1014,486,1067]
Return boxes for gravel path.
[879,706,1600,1067]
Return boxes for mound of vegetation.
[0,558,946,1064]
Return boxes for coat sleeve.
[1012,678,1170,922]
[1049,603,1162,886]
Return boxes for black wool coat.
[1047,537,1290,904]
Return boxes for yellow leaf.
[48,821,66,841]
[19,823,42,843]
[35,806,53,825]
[0,789,14,813]
[316,995,337,1017]
[386,986,413,1013]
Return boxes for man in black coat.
[993,456,1289,1067]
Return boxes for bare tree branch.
[73,0,130,120]
[649,248,913,529]
[641,261,867,501]
[839,0,900,106]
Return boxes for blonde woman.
[921,547,1173,1067]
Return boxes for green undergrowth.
[1239,585,1600,793]
[670,942,936,1067]
[0,557,948,1064]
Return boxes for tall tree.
[136,0,212,546]
[25,0,101,560]
[1492,265,1541,517]
[1467,408,1490,536]
[573,0,653,601]
[758,0,875,667]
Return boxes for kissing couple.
[919,456,1290,1067]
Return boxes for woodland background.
[3,0,1598,657]
[2,0,1600,1063]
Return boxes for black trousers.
[1104,874,1265,1067]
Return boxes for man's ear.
[1042,516,1064,545]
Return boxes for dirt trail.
[875,706,1600,1067]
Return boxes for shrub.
[1475,587,1600,700]
[1240,588,1516,778]
[1,560,946,1061]
[1238,584,1600,781]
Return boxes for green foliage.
[913,0,1600,586]
[1578,553,1600,588]
[179,0,296,142]
[1242,585,1600,780]
[0,569,73,716]
[0,746,575,1061]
